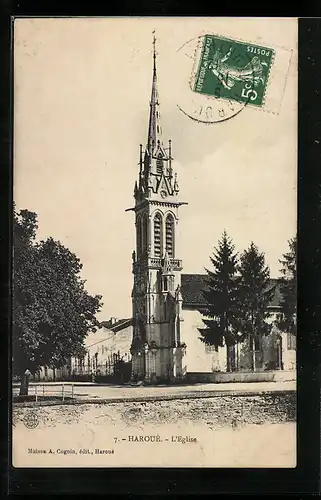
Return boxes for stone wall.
[186,370,296,383]
[180,308,226,372]
[34,365,70,382]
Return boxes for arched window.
[142,214,148,256]
[156,153,163,174]
[136,215,141,257]
[163,277,168,292]
[165,214,174,257]
[154,213,162,258]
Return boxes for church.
[126,37,187,383]
[40,39,295,385]
[82,38,295,384]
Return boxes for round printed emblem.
[23,410,39,429]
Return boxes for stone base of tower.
[131,353,145,382]
[131,348,184,385]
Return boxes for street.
[12,380,296,402]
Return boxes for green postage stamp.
[192,34,275,108]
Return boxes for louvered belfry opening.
[156,152,163,174]
[154,213,162,257]
[165,214,174,257]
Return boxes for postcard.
[12,17,297,468]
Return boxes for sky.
[14,17,297,320]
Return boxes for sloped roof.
[181,274,282,309]
[100,275,283,333]
[100,318,133,333]
[181,274,209,306]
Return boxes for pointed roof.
[132,34,183,205]
[147,34,163,154]
[156,172,172,196]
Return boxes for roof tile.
[181,274,283,308]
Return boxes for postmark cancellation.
[192,34,275,108]
[176,32,294,124]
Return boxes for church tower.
[127,36,187,383]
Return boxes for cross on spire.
[131,35,182,204]
[152,31,157,74]
[147,31,162,153]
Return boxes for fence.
[13,383,76,402]
[71,351,132,384]
[95,351,122,376]
[71,351,123,377]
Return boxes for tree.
[277,235,297,335]
[237,242,275,371]
[198,231,241,372]
[13,207,103,395]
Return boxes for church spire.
[130,34,183,204]
[147,33,163,154]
